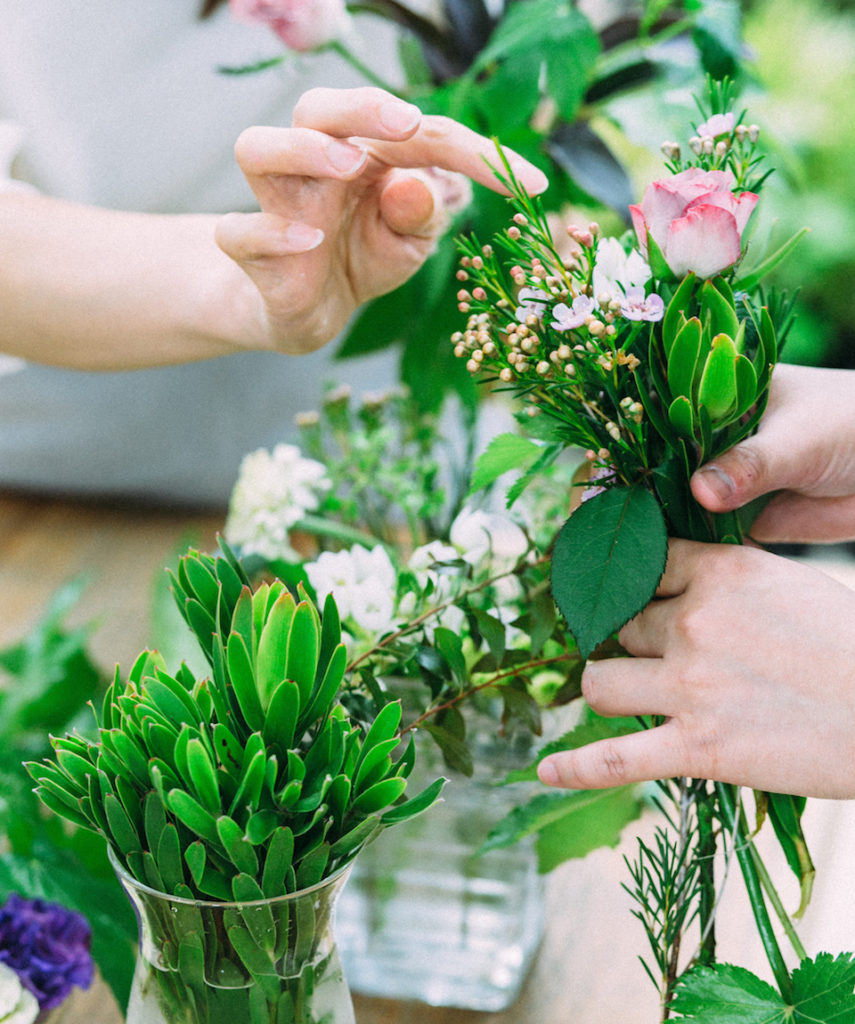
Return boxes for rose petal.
[664,204,743,278]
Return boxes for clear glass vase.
[337,708,545,1011]
[112,853,354,1024]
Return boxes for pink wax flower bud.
[696,112,735,139]
[629,168,758,279]
[229,0,350,52]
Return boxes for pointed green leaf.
[255,591,297,710]
[668,395,698,441]
[350,775,407,815]
[284,602,319,709]
[226,632,264,731]
[261,827,294,898]
[380,776,445,826]
[661,273,698,358]
[186,738,220,815]
[698,333,739,421]
[165,789,221,845]
[263,679,300,752]
[667,316,703,400]
[468,433,543,495]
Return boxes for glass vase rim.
[107,845,352,908]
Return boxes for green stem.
[328,40,402,94]
[293,514,386,551]
[749,832,809,962]
[715,783,793,1001]
[695,782,718,967]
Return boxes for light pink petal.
[629,203,648,258]
[664,204,742,278]
[639,181,691,251]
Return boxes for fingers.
[235,125,369,183]
[751,491,855,544]
[215,211,324,261]
[582,657,678,717]
[537,724,686,790]
[294,86,548,197]
[379,170,447,238]
[292,86,422,140]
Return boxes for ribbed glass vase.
[113,853,354,1024]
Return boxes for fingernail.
[695,464,735,504]
[510,158,549,194]
[379,100,421,134]
[327,139,367,174]
[284,223,324,252]
[537,758,559,786]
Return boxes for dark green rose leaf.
[551,487,668,659]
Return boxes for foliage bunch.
[27,543,441,903]
[25,543,442,1023]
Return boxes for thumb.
[690,436,783,513]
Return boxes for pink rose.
[629,167,758,279]
[229,0,350,52]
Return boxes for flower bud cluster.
[451,210,650,460]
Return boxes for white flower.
[592,236,652,305]
[0,964,38,1024]
[225,444,330,560]
[408,540,461,603]
[449,506,528,572]
[306,544,397,635]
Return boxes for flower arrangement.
[25,543,443,1024]
[446,78,855,1019]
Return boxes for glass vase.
[112,852,354,1024]
[337,706,545,1011]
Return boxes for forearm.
[0,192,265,369]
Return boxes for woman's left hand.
[538,539,855,799]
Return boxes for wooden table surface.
[3,490,854,1024]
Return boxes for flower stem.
[328,40,401,94]
[293,513,386,551]
[714,782,794,1001]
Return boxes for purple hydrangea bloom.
[0,894,94,1010]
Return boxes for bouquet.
[449,77,855,1019]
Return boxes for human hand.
[537,539,855,798]
[690,364,855,543]
[215,86,548,354]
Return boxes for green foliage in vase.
[26,542,443,905]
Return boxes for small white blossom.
[225,444,331,561]
[0,964,38,1024]
[449,506,528,572]
[306,544,397,635]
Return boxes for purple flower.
[551,295,594,331]
[0,895,94,1011]
[619,286,665,322]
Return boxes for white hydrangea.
[225,444,331,561]
[305,544,397,636]
[0,963,38,1024]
